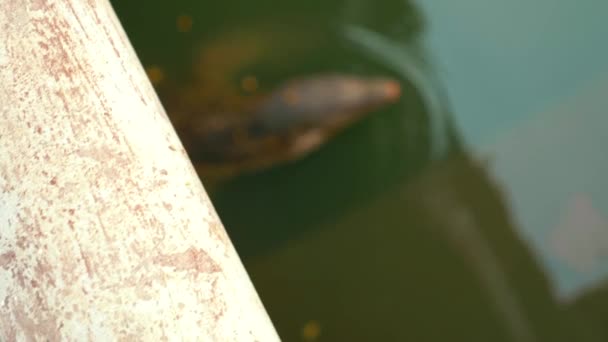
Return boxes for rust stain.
[0,251,16,268]
[53,89,73,116]
[64,0,88,40]
[208,220,231,250]
[153,247,220,274]
[98,17,147,106]
[209,278,227,324]
[94,204,111,242]
[38,42,50,51]
[134,275,156,301]
[98,16,120,58]
[76,146,126,180]
[15,236,28,250]
[156,179,169,187]
[0,314,16,342]
[106,5,150,106]
[30,2,80,83]
[13,300,60,342]
[78,246,93,278]
[13,268,26,288]
[34,259,55,287]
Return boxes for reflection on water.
[247,154,592,341]
[111,0,608,340]
[486,72,608,300]
[417,0,608,146]
[342,25,455,160]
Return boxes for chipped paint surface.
[0,0,278,340]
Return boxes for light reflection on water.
[486,72,608,300]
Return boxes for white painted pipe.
[0,1,279,340]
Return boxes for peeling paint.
[0,0,278,340]
[153,247,221,274]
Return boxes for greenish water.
[112,0,608,340]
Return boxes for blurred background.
[110,0,608,340]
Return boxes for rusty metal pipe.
[0,1,279,340]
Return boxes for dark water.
[111,0,608,340]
